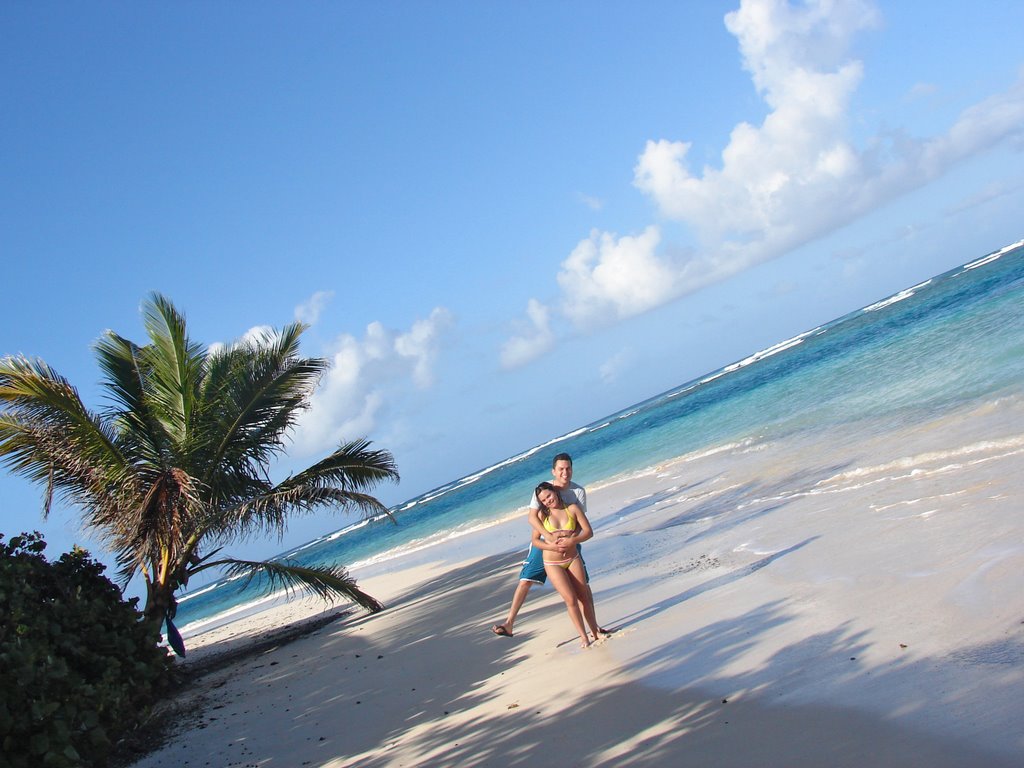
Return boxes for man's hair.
[552,452,573,468]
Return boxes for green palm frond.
[94,331,171,469]
[199,323,328,490]
[0,355,131,516]
[141,293,206,441]
[1,295,398,632]
[221,488,394,542]
[210,557,384,612]
[211,439,400,538]
[285,438,400,492]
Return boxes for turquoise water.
[175,239,1024,631]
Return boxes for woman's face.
[538,488,560,509]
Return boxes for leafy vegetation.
[0,294,399,653]
[0,532,173,767]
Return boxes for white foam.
[963,253,1003,271]
[863,287,918,313]
[177,570,250,604]
[450,426,592,492]
[666,382,701,399]
[872,489,966,513]
[347,510,517,570]
[962,238,1023,271]
[728,335,811,372]
[178,588,290,637]
[684,437,758,462]
[820,436,1024,487]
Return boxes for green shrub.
[0,532,173,767]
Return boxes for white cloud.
[944,178,1022,216]
[598,349,632,384]
[209,325,278,360]
[500,0,1024,361]
[635,0,1024,258]
[209,325,277,356]
[294,290,335,326]
[908,82,938,100]
[292,308,454,455]
[556,226,679,327]
[240,325,277,346]
[577,192,605,211]
[395,308,453,387]
[635,0,877,247]
[500,298,554,369]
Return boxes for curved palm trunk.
[144,580,174,623]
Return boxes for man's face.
[551,459,572,486]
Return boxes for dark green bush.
[0,532,173,767]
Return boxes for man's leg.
[493,544,545,636]
[498,580,532,634]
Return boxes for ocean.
[175,238,1024,636]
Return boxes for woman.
[532,481,604,647]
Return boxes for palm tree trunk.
[143,579,173,626]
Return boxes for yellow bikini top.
[542,505,578,533]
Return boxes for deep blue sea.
[175,239,1024,634]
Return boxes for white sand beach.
[131,396,1024,767]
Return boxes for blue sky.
[3,1,1023,577]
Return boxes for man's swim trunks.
[518,543,588,583]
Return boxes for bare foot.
[492,624,514,637]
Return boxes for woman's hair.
[534,481,559,514]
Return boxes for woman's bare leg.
[567,560,602,640]
[578,555,612,636]
[545,565,590,647]
[581,585,611,637]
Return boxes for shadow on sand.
[132,547,1021,768]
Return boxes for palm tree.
[0,294,399,653]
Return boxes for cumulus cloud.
[240,325,277,345]
[294,290,335,326]
[395,308,453,387]
[292,308,454,455]
[502,0,1024,360]
[635,0,1024,257]
[500,298,555,369]
[208,325,277,356]
[557,226,677,327]
[598,349,632,384]
[635,0,878,247]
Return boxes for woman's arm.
[569,503,594,544]
[526,506,549,539]
[531,527,566,552]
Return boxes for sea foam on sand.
[131,396,1024,768]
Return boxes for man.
[492,452,606,637]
